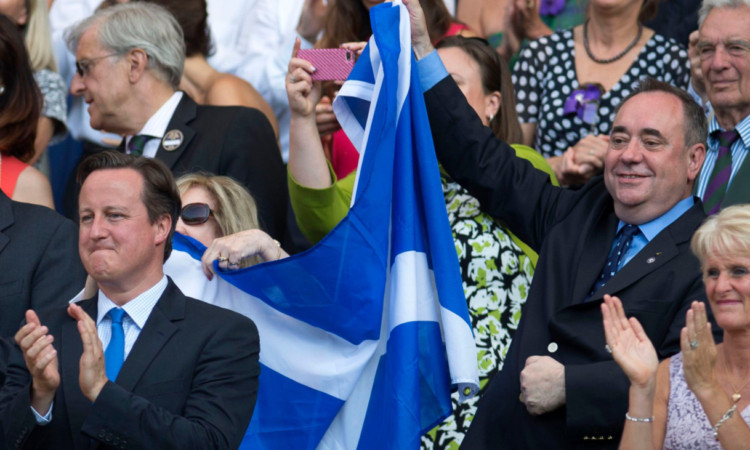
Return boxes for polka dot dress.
[513,28,690,158]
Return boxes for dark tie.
[591,224,640,295]
[703,129,740,215]
[127,134,155,157]
[104,308,126,381]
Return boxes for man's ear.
[153,213,172,248]
[127,48,149,83]
[686,142,706,183]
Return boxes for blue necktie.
[104,308,126,381]
[591,224,640,295]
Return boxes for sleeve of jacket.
[219,107,288,242]
[423,76,578,251]
[80,314,260,450]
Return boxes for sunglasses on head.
[180,203,213,225]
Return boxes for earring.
[489,113,494,121]
[0,85,4,94]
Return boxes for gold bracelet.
[625,412,654,423]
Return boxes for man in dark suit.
[691,0,750,214]
[0,152,259,449]
[0,192,85,339]
[402,1,711,447]
[63,2,287,242]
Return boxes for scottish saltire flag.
[164,1,478,448]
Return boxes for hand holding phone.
[297,48,356,81]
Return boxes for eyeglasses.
[180,203,213,225]
[75,53,120,77]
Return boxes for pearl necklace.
[583,20,644,65]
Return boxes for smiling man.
[400,0,714,446]
[692,0,750,214]
[0,152,259,449]
[63,2,288,244]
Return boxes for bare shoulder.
[13,166,54,209]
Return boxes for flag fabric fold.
[165,2,478,448]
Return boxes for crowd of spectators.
[1,0,750,448]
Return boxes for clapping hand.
[602,294,658,388]
[680,301,718,399]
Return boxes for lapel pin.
[161,129,183,151]
[647,257,656,264]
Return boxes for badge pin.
[161,129,183,151]
[647,257,656,264]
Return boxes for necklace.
[722,351,750,403]
[583,20,644,64]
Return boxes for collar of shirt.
[125,91,184,158]
[96,275,169,329]
[707,114,750,150]
[618,196,695,241]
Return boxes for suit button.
[547,342,558,353]
[583,436,589,440]
[98,430,106,438]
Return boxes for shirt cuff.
[31,402,53,425]
[417,50,448,92]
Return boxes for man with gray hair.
[692,0,750,214]
[64,2,288,242]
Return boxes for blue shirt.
[694,114,750,199]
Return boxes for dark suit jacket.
[67,94,288,243]
[0,279,260,450]
[0,191,85,339]
[424,77,711,449]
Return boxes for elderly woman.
[0,14,54,208]
[174,173,288,279]
[287,34,558,449]
[513,0,690,186]
[602,204,750,449]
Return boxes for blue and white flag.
[165,2,478,448]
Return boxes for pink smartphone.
[297,48,356,81]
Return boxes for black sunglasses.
[180,203,213,225]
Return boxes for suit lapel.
[0,192,13,256]
[724,156,750,208]
[153,94,197,170]
[62,298,97,449]
[115,281,184,391]
[571,211,618,303]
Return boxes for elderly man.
[0,152,259,449]
[63,2,288,242]
[692,0,750,214]
[398,0,712,447]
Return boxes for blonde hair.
[691,205,750,267]
[24,0,57,71]
[176,173,262,266]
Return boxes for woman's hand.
[287,38,322,119]
[557,135,609,186]
[602,294,659,388]
[681,301,719,400]
[511,0,552,42]
[341,41,367,56]
[315,95,341,137]
[201,229,289,280]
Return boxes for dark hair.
[614,77,707,150]
[77,151,182,260]
[319,0,454,48]
[436,36,523,144]
[0,14,41,162]
[137,0,213,57]
[639,0,661,22]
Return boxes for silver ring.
[589,149,595,155]
[605,344,612,354]
[217,256,228,263]
[290,76,297,83]
[690,340,699,350]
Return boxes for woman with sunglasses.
[175,173,288,280]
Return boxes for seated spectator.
[63,2,288,244]
[513,0,690,186]
[603,204,750,449]
[174,173,288,278]
[1,0,67,169]
[0,14,54,208]
[0,151,259,449]
[287,34,557,448]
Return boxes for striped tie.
[703,129,740,215]
[127,135,155,157]
[588,224,639,299]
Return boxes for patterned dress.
[513,28,689,158]
[420,174,534,450]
